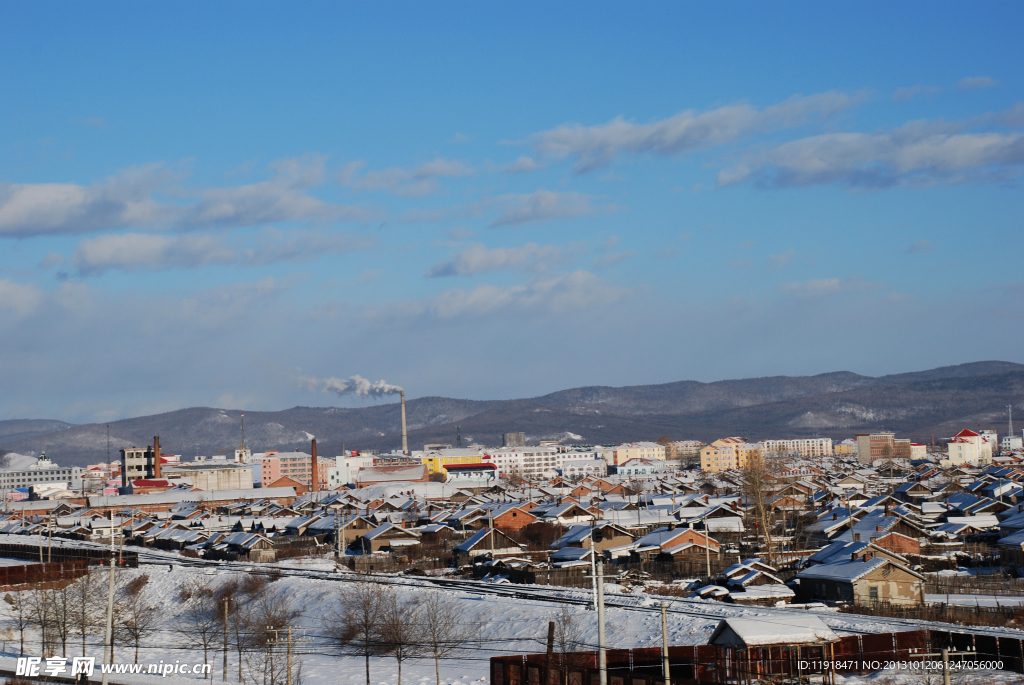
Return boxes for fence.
[492,629,1024,685]
[0,560,90,590]
[925,574,1024,597]
[0,541,138,567]
[842,600,1024,629]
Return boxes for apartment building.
[855,432,896,465]
[700,437,762,473]
[760,437,833,457]
[484,446,600,479]
[941,429,995,468]
[834,438,858,455]
[671,440,706,459]
[610,442,666,466]
[0,453,83,492]
[258,451,335,488]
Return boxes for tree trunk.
[435,655,441,685]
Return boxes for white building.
[560,459,607,480]
[941,429,995,468]
[1002,434,1024,452]
[485,446,601,479]
[0,453,83,492]
[326,455,375,489]
[760,438,833,457]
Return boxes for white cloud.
[426,242,572,277]
[489,190,612,228]
[0,157,380,238]
[768,249,795,268]
[499,156,546,173]
[529,91,859,172]
[957,76,998,90]
[779,277,882,297]
[419,270,627,318]
[906,239,935,254]
[72,228,374,275]
[892,85,942,102]
[341,158,474,197]
[0,279,44,317]
[718,120,1024,189]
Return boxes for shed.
[708,615,837,647]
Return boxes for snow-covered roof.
[708,615,837,646]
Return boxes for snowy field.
[2,553,1024,685]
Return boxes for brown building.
[490,505,538,532]
[856,432,895,465]
[796,557,925,605]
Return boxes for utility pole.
[222,597,230,682]
[287,627,293,685]
[47,514,52,563]
[545,621,555,685]
[589,518,598,611]
[101,513,117,685]
[703,516,711,580]
[595,558,608,685]
[488,508,495,554]
[334,507,341,558]
[660,602,671,685]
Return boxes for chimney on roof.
[153,436,161,479]
[876,525,883,532]
[311,439,319,493]
[851,553,857,562]
[833,513,838,520]
[854,533,861,542]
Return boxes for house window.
[869,586,878,601]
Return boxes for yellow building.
[421,449,484,475]
[611,442,666,466]
[700,437,762,472]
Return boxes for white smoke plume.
[299,374,403,397]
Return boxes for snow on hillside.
[2,556,1023,685]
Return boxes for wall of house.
[853,567,924,606]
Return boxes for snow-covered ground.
[2,554,1024,685]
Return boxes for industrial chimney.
[311,438,319,493]
[400,390,408,454]
[153,436,161,479]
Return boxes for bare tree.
[740,451,780,562]
[552,605,587,685]
[240,585,302,685]
[72,569,105,657]
[325,581,387,685]
[177,576,219,679]
[378,593,424,685]
[3,592,30,656]
[116,575,158,663]
[28,589,54,656]
[419,591,474,685]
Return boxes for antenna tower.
[240,413,247,450]
[1010,405,1015,438]
[456,425,462,449]
[106,424,110,463]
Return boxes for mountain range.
[2,361,1022,467]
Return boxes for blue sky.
[1,2,1022,422]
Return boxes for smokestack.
[401,390,408,454]
[153,436,161,479]
[311,439,319,493]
